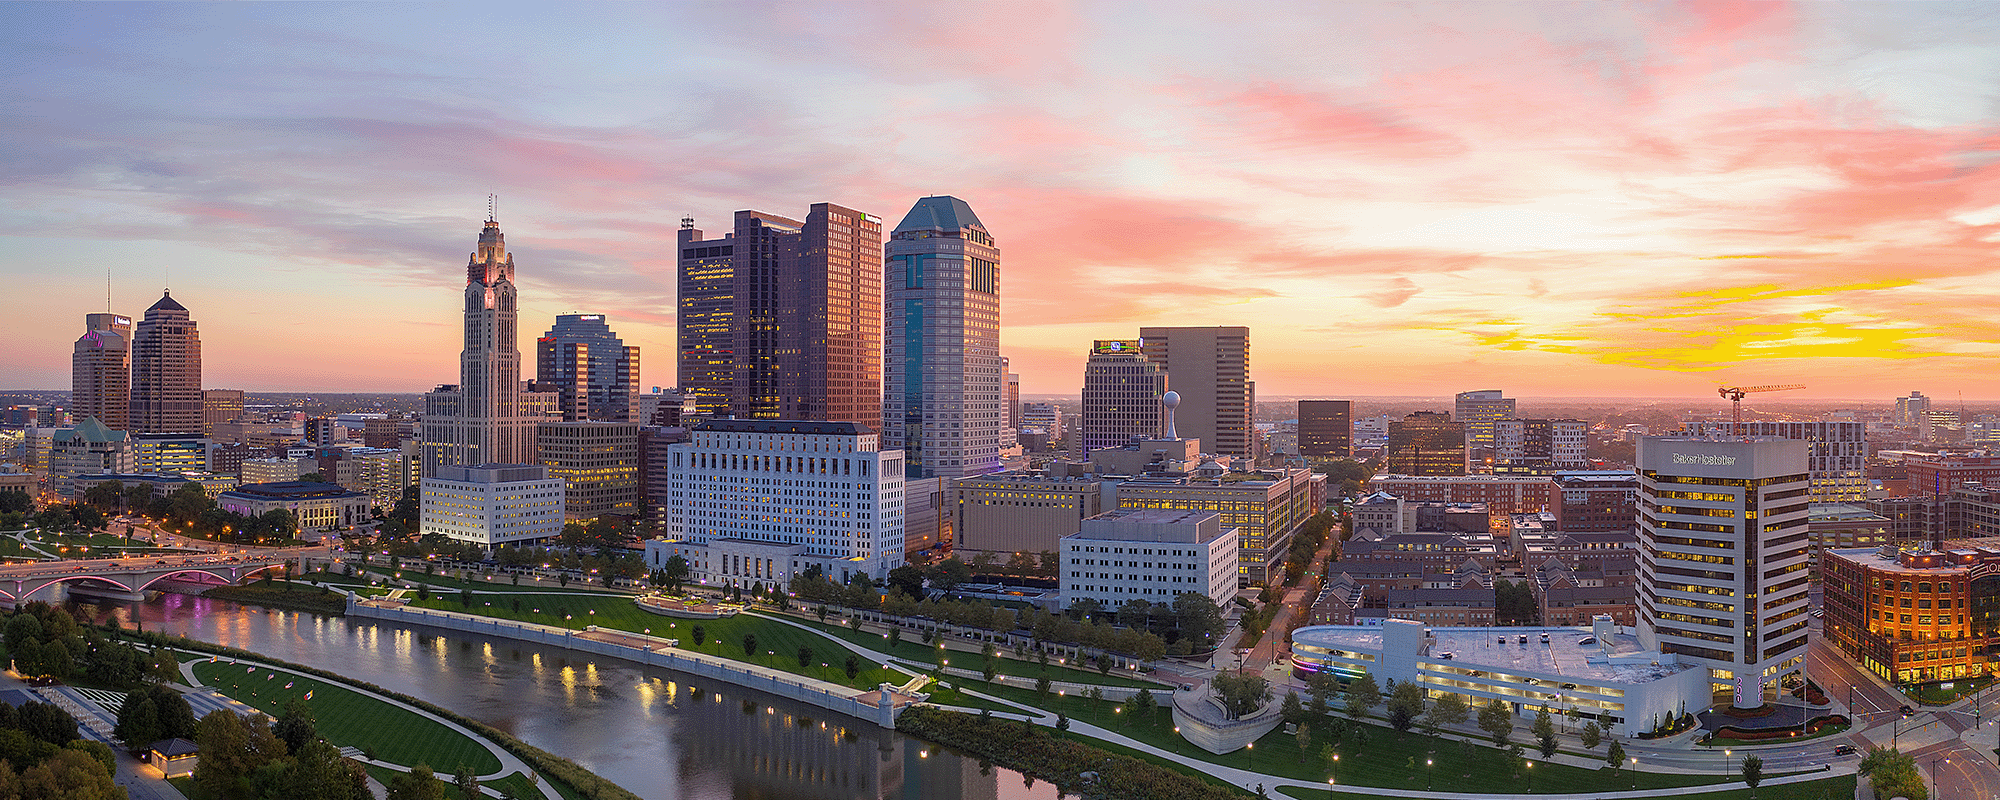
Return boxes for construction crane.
[1717,384,1805,435]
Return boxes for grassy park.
[191,659,503,776]
[956,678,1826,796]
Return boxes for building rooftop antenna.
[487,194,498,223]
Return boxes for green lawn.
[192,659,501,776]
[351,566,617,594]
[403,592,909,692]
[770,610,1169,689]
[1282,773,1854,800]
[972,681,1766,794]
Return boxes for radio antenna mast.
[487,194,498,223]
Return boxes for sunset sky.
[6,2,2000,400]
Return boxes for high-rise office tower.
[202,389,244,436]
[1894,391,1929,426]
[1635,436,1810,709]
[72,312,132,431]
[678,205,883,430]
[421,214,537,477]
[1297,400,1352,460]
[129,292,203,434]
[1453,389,1516,456]
[884,196,1003,479]
[1384,411,1465,476]
[1079,340,1167,452]
[1138,327,1251,457]
[536,314,639,422]
[675,217,734,417]
[1004,358,1021,430]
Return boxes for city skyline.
[9,3,2000,398]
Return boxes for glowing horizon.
[6,2,2000,401]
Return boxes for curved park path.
[175,649,546,792]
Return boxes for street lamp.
[1426,757,1434,790]
[1929,756,1947,800]
[1331,753,1339,784]
[1629,756,1638,790]
[1724,748,1732,776]
[1524,759,1532,792]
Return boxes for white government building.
[646,420,905,589]
[1060,508,1238,611]
[1292,436,1814,736]
[420,463,566,548]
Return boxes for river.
[61,590,1063,800]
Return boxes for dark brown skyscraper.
[72,312,132,431]
[1297,399,1351,459]
[129,291,202,434]
[680,204,882,430]
[1385,411,1465,476]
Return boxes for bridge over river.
[0,553,293,601]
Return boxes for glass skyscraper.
[536,313,639,422]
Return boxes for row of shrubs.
[897,705,1247,800]
[122,629,641,800]
[202,582,351,616]
[1706,715,1850,743]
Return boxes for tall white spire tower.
[422,206,537,476]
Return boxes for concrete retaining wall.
[347,601,899,728]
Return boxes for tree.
[1344,672,1381,719]
[0,489,30,515]
[659,554,689,592]
[1425,691,1469,733]
[1386,681,1425,734]
[690,625,705,646]
[1294,721,1313,761]
[388,765,448,800]
[1605,738,1626,772]
[925,558,971,592]
[1117,598,1153,629]
[981,643,999,682]
[18,748,121,800]
[1478,697,1513,746]
[1533,706,1558,758]
[18,701,77,746]
[1741,754,1763,798]
[1172,592,1225,646]
[1130,688,1158,723]
[741,633,758,658]
[796,646,813,669]
[1212,673,1272,719]
[1055,712,1069,735]
[455,764,481,800]
[1858,747,1925,800]
[274,697,317,755]
[1579,720,1602,750]
[887,565,926,600]
[1035,673,1052,700]
[113,693,161,749]
[1281,690,1309,726]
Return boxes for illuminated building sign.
[1093,339,1142,354]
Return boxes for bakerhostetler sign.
[1671,452,1739,466]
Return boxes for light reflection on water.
[64,589,1068,800]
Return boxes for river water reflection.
[65,591,1063,800]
